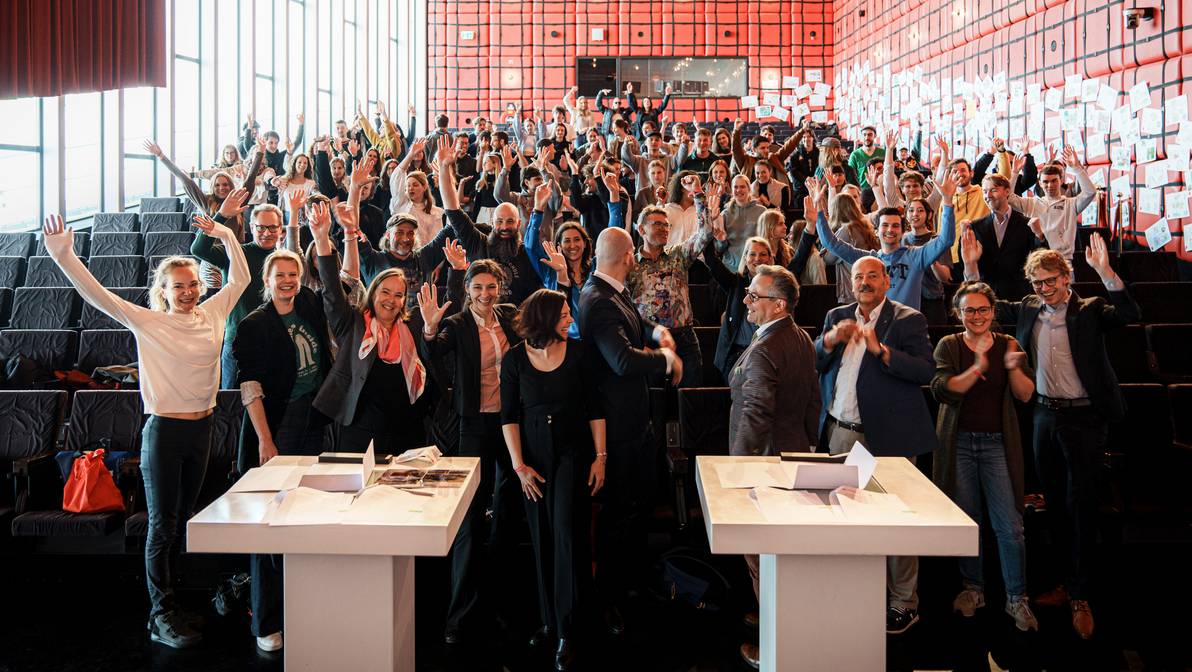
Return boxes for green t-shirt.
[280,311,324,400]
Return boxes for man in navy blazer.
[579,226,681,635]
[813,255,937,635]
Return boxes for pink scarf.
[358,311,425,402]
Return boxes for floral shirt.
[626,242,701,328]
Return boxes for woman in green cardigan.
[931,282,1039,632]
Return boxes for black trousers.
[594,429,655,606]
[446,412,519,632]
[1033,405,1106,600]
[522,427,591,639]
[649,325,703,388]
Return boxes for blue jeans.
[219,339,238,390]
[953,431,1027,599]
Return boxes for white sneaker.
[1006,597,1039,632]
[952,586,985,617]
[257,631,283,652]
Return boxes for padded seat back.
[0,256,26,289]
[92,212,140,233]
[140,212,190,233]
[694,326,723,386]
[35,232,88,258]
[0,329,78,372]
[77,329,137,375]
[1105,324,1153,383]
[0,233,34,258]
[794,284,837,328]
[1169,385,1192,447]
[80,287,147,330]
[65,390,145,452]
[9,287,81,329]
[0,390,68,459]
[90,232,142,257]
[1146,324,1192,377]
[89,255,145,288]
[1131,283,1192,324]
[24,256,78,288]
[678,387,732,457]
[0,287,11,328]
[140,197,182,213]
[143,231,194,258]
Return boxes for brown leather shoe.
[739,643,760,669]
[1070,600,1094,639]
[1034,585,1069,608]
[743,611,759,628]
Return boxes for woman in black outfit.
[308,201,430,453]
[418,255,522,643]
[500,289,606,671]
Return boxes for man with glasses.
[730,264,821,669]
[965,173,1047,301]
[960,232,1139,640]
[814,255,937,635]
[193,200,287,388]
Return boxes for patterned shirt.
[626,244,699,329]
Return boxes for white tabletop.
[696,455,977,557]
[188,456,480,557]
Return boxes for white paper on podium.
[268,487,353,526]
[829,486,915,522]
[716,462,798,489]
[300,444,375,492]
[749,487,835,522]
[844,441,877,487]
[228,465,304,493]
[340,486,433,525]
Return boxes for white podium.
[695,455,977,672]
[188,455,480,672]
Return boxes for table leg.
[759,554,885,672]
[284,554,415,672]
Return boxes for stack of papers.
[716,442,876,490]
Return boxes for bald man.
[437,141,543,304]
[813,254,937,635]
[579,226,681,635]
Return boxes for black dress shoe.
[604,605,625,636]
[555,638,575,671]
[529,625,553,647]
[739,642,760,669]
[443,628,461,645]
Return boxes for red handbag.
[62,449,126,514]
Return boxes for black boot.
[555,638,575,671]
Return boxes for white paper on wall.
[1080,78,1100,103]
[1096,84,1118,111]
[1064,74,1083,99]
[1110,174,1133,199]
[813,82,831,97]
[806,69,823,82]
[756,105,773,118]
[1145,163,1170,190]
[782,76,800,89]
[772,106,790,122]
[1167,190,1191,219]
[741,95,758,109]
[1045,88,1063,112]
[1027,83,1042,104]
[1136,139,1158,164]
[1166,97,1190,126]
[1179,121,1192,145]
[1141,108,1163,135]
[795,84,813,99]
[1111,146,1133,171]
[809,95,827,107]
[1129,81,1151,113]
[781,94,796,107]
[1145,217,1172,251]
[812,111,829,123]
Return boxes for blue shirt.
[816,206,956,309]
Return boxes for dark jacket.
[625,91,672,140]
[595,90,632,137]
[311,251,429,425]
[994,287,1140,422]
[970,210,1047,302]
[232,287,333,474]
[446,208,544,305]
[973,151,1038,195]
[577,274,668,442]
[814,299,938,457]
[729,315,822,455]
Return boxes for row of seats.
[0,329,136,376]
[0,388,241,539]
[0,254,196,290]
[0,287,148,331]
[0,231,197,267]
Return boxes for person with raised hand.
[1007,145,1097,260]
[388,136,445,247]
[144,138,264,243]
[42,211,248,650]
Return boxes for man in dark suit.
[966,174,1048,301]
[729,263,821,669]
[813,255,937,636]
[579,226,681,635]
[962,231,1139,640]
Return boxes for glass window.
[64,93,102,219]
[255,76,275,136]
[0,149,41,230]
[123,88,155,155]
[175,60,201,174]
[124,156,155,208]
[255,0,273,75]
[174,0,200,58]
[0,98,39,147]
[619,58,749,98]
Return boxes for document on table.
[829,487,915,523]
[716,443,876,490]
[749,487,835,522]
[228,465,304,493]
[268,487,354,526]
[340,486,435,525]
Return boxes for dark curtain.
[0,0,166,99]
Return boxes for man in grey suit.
[729,263,821,670]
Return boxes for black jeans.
[142,414,213,618]
[650,325,703,388]
[1033,405,1106,600]
[446,412,518,632]
[251,394,327,637]
[594,430,655,606]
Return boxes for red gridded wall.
[427,0,833,127]
[832,0,1192,260]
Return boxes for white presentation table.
[696,455,977,672]
[188,455,480,672]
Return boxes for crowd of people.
[39,83,1141,670]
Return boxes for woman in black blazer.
[232,248,335,653]
[308,201,430,453]
[418,254,524,643]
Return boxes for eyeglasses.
[745,291,782,302]
[255,225,281,232]
[961,306,992,317]
[1030,275,1061,289]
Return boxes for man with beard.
[679,127,719,180]
[356,212,452,310]
[814,255,937,635]
[436,136,543,305]
[848,125,885,190]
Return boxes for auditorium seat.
[139,197,182,213]
[794,284,837,328]
[1117,251,1178,282]
[89,256,145,289]
[1070,282,1109,301]
[1108,384,1179,521]
[24,256,80,288]
[1169,385,1192,452]
[688,283,718,326]
[80,287,147,330]
[91,212,140,233]
[1105,325,1154,383]
[9,287,81,329]
[928,325,961,347]
[140,212,190,234]
[10,390,144,538]
[1131,283,1192,323]
[673,387,732,528]
[90,232,142,256]
[77,329,137,375]
[694,326,724,386]
[0,256,26,289]
[0,329,78,372]
[688,259,711,285]
[1146,324,1192,381]
[143,231,194,258]
[0,390,69,527]
[0,233,35,258]
[0,288,11,328]
[35,232,88,258]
